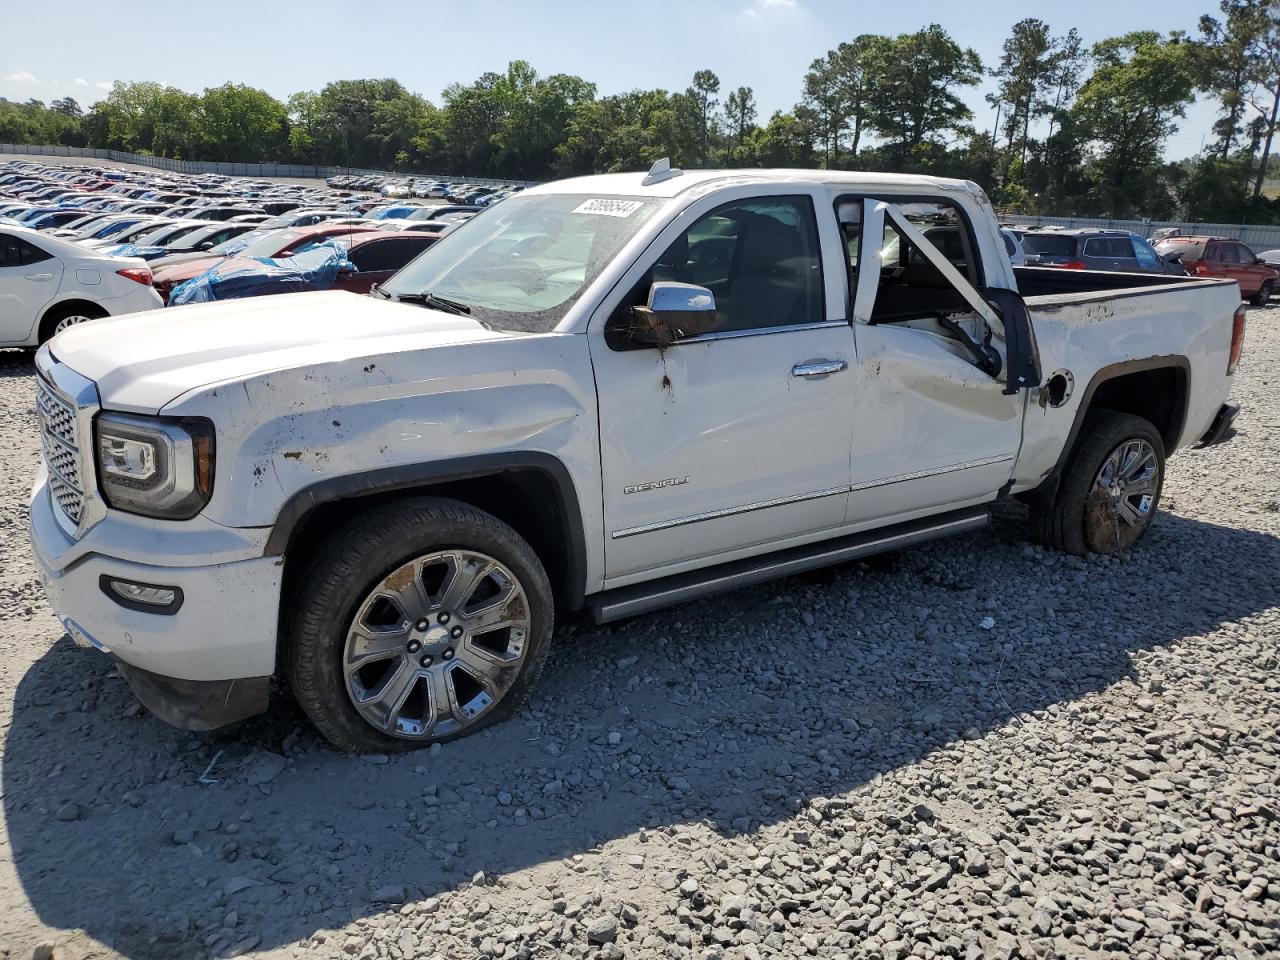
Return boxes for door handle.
[24,273,55,281]
[791,359,848,378]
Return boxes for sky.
[0,0,1236,159]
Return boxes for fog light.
[100,576,183,614]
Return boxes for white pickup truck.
[30,164,1245,752]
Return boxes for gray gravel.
[0,308,1277,960]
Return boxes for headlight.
[94,413,215,519]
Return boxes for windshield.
[210,228,287,256]
[379,193,663,333]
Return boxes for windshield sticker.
[572,199,645,218]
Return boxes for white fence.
[0,143,537,188]
[1004,214,1280,252]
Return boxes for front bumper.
[1197,403,1241,448]
[30,468,281,727]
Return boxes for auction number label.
[572,199,645,218]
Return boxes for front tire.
[1250,282,1272,307]
[1030,411,1166,555]
[286,497,553,753]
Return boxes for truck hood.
[50,290,504,412]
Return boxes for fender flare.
[263,451,588,609]
[1029,354,1190,501]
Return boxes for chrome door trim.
[848,454,1014,492]
[611,485,848,540]
[610,455,1014,539]
[671,319,849,346]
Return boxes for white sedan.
[0,224,163,347]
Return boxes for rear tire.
[1250,282,1272,307]
[39,303,107,345]
[286,497,554,753]
[1029,411,1165,555]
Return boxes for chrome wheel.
[343,550,530,740]
[53,315,92,334]
[1085,438,1160,551]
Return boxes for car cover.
[107,243,170,260]
[167,241,354,306]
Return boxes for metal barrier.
[0,143,538,188]
[1003,213,1280,252]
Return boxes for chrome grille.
[36,376,84,524]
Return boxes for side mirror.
[1256,257,1267,266]
[626,281,717,346]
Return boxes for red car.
[1154,235,1279,305]
[333,231,442,293]
[153,224,381,302]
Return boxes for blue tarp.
[107,244,170,260]
[168,241,353,306]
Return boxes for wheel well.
[279,468,581,614]
[1020,361,1188,509]
[39,299,107,340]
[1087,366,1187,452]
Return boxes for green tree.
[865,25,983,169]
[988,19,1055,178]
[724,86,756,163]
[1189,0,1271,158]
[690,69,720,166]
[1071,32,1196,217]
[196,83,287,161]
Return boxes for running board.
[587,507,990,625]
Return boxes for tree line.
[5,2,1280,223]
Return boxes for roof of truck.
[529,167,984,200]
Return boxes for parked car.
[1021,229,1181,275]
[27,166,1243,750]
[331,232,440,293]
[1000,227,1026,266]
[151,224,381,301]
[0,224,161,346]
[1153,235,1278,305]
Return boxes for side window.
[1236,243,1257,263]
[860,201,982,324]
[1083,237,1134,260]
[0,234,22,268]
[1132,238,1160,270]
[614,195,824,336]
[349,239,429,272]
[1207,242,1226,263]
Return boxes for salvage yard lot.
[0,311,1277,959]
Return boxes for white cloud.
[744,0,797,17]
[73,78,88,88]
[5,69,37,86]
[95,81,112,91]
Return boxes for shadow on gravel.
[4,507,1279,958]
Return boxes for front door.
[589,187,856,586]
[842,199,1024,525]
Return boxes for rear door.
[1082,235,1138,272]
[842,199,1027,525]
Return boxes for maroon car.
[333,231,442,293]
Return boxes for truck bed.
[1014,265,1215,300]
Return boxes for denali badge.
[624,476,690,495]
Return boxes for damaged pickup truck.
[30,162,1245,751]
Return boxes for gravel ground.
[0,310,1277,960]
